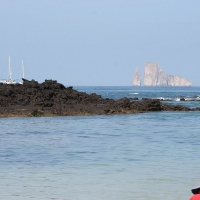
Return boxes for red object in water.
[190,194,200,200]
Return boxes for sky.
[0,0,200,86]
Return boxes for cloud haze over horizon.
[0,0,200,86]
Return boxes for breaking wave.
[155,96,200,102]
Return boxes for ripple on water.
[0,112,200,200]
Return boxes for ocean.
[0,86,200,200]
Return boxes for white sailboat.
[0,56,24,85]
[17,59,25,84]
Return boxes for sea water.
[0,86,200,200]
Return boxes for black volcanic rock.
[180,97,185,101]
[162,104,191,111]
[0,79,197,117]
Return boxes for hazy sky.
[0,0,200,86]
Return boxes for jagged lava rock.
[0,79,196,117]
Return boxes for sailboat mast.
[8,56,12,80]
[22,59,24,78]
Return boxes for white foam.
[156,97,172,101]
[196,96,200,101]
[129,92,139,95]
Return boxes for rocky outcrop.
[167,75,192,86]
[0,79,198,117]
[143,62,192,86]
[0,79,160,117]
[132,67,141,86]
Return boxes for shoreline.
[0,79,199,118]
[0,110,143,118]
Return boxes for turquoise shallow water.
[1,87,200,200]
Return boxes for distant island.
[133,62,192,86]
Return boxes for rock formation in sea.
[143,62,192,86]
[132,67,141,86]
[0,79,198,117]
